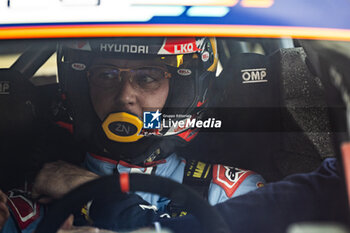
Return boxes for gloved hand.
[75,192,165,232]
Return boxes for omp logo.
[241,68,267,84]
[0,81,10,94]
[100,44,149,54]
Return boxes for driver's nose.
[115,78,140,115]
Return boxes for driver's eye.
[88,68,120,88]
[133,68,164,90]
[138,75,156,83]
[136,68,164,80]
[98,70,119,80]
[134,74,159,90]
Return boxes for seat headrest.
[215,53,280,108]
[183,53,282,181]
[212,53,281,133]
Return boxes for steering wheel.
[35,173,230,233]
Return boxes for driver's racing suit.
[0,152,265,232]
[158,158,348,233]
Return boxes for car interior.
[0,37,347,233]
[0,37,336,187]
[177,37,333,181]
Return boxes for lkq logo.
[157,38,202,55]
[241,68,267,84]
[174,43,195,54]
[143,110,162,129]
[0,81,10,94]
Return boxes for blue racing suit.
[84,153,265,209]
[159,158,348,233]
[0,152,265,232]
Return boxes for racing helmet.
[57,37,218,165]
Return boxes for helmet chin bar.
[99,111,193,165]
[102,112,144,143]
[96,125,179,165]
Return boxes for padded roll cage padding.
[0,42,57,135]
[10,42,56,79]
[35,173,230,233]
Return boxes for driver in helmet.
[1,38,265,232]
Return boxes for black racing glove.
[75,192,167,232]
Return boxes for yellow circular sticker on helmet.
[102,112,144,143]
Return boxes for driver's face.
[88,57,170,120]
